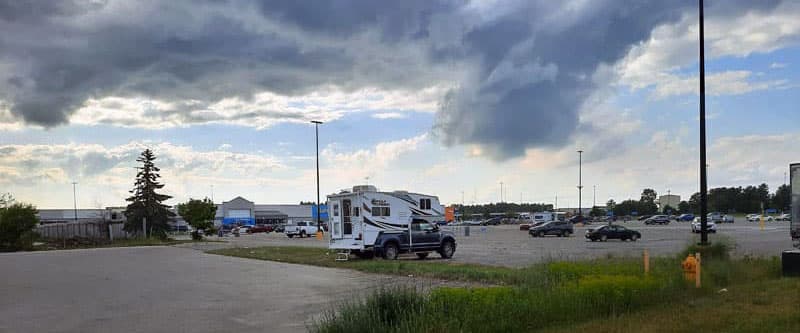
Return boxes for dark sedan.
[585,224,641,242]
[644,215,670,225]
[247,224,274,233]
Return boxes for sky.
[0,0,799,209]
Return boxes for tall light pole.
[698,0,709,245]
[577,150,584,218]
[311,120,323,233]
[499,182,504,203]
[72,182,78,222]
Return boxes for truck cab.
[373,220,457,260]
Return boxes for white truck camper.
[328,185,445,253]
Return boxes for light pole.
[698,0,709,245]
[577,150,584,218]
[593,185,596,208]
[311,120,323,233]
[72,182,78,222]
[499,182,504,203]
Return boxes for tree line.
[605,184,790,216]
[455,202,554,218]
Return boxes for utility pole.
[210,185,214,203]
[698,0,709,245]
[461,191,465,222]
[555,195,558,211]
[311,120,323,233]
[593,185,596,207]
[577,150,584,218]
[500,182,504,203]
[72,182,78,222]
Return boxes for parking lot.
[185,220,795,267]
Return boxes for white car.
[746,214,775,222]
[233,225,252,234]
[777,213,791,221]
[691,218,717,233]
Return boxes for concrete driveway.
[0,246,440,333]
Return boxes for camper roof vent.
[352,185,377,192]
[393,190,409,194]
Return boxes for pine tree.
[124,149,174,238]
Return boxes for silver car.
[691,218,717,233]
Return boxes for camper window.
[353,207,360,217]
[333,204,339,217]
[419,198,431,210]
[373,207,391,217]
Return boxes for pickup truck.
[529,221,573,237]
[373,221,457,260]
[285,221,319,238]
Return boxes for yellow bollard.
[316,231,324,240]
[643,249,650,275]
[760,215,765,231]
[695,252,702,288]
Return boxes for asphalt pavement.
[0,246,453,333]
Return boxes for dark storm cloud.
[0,0,784,159]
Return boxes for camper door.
[330,198,354,239]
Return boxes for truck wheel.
[631,234,639,241]
[538,231,545,237]
[382,243,399,260]
[416,252,429,259]
[561,230,569,237]
[439,240,455,259]
[300,231,307,238]
[600,235,607,242]
[287,234,294,238]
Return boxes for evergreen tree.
[124,149,174,238]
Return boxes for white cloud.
[650,70,789,99]
[0,141,286,207]
[68,85,448,129]
[618,2,800,96]
[770,62,788,69]
[371,112,408,120]
[319,134,429,186]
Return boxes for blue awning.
[222,217,255,225]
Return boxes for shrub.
[0,203,40,251]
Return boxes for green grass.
[208,244,790,333]
[543,278,800,333]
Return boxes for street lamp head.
[310,120,323,124]
[577,150,583,154]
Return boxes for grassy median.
[207,244,793,332]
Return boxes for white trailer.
[328,185,445,251]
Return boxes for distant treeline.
[453,183,791,218]
[455,202,553,218]
[608,184,790,216]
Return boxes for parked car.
[691,219,717,233]
[520,221,546,231]
[285,221,318,238]
[644,215,670,225]
[677,214,695,222]
[748,215,775,222]
[481,217,503,225]
[777,213,791,222]
[529,221,574,237]
[637,215,653,221]
[568,215,591,224]
[232,225,252,235]
[273,224,285,233]
[247,224,274,233]
[585,224,641,242]
[708,212,734,223]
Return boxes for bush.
[0,203,40,251]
